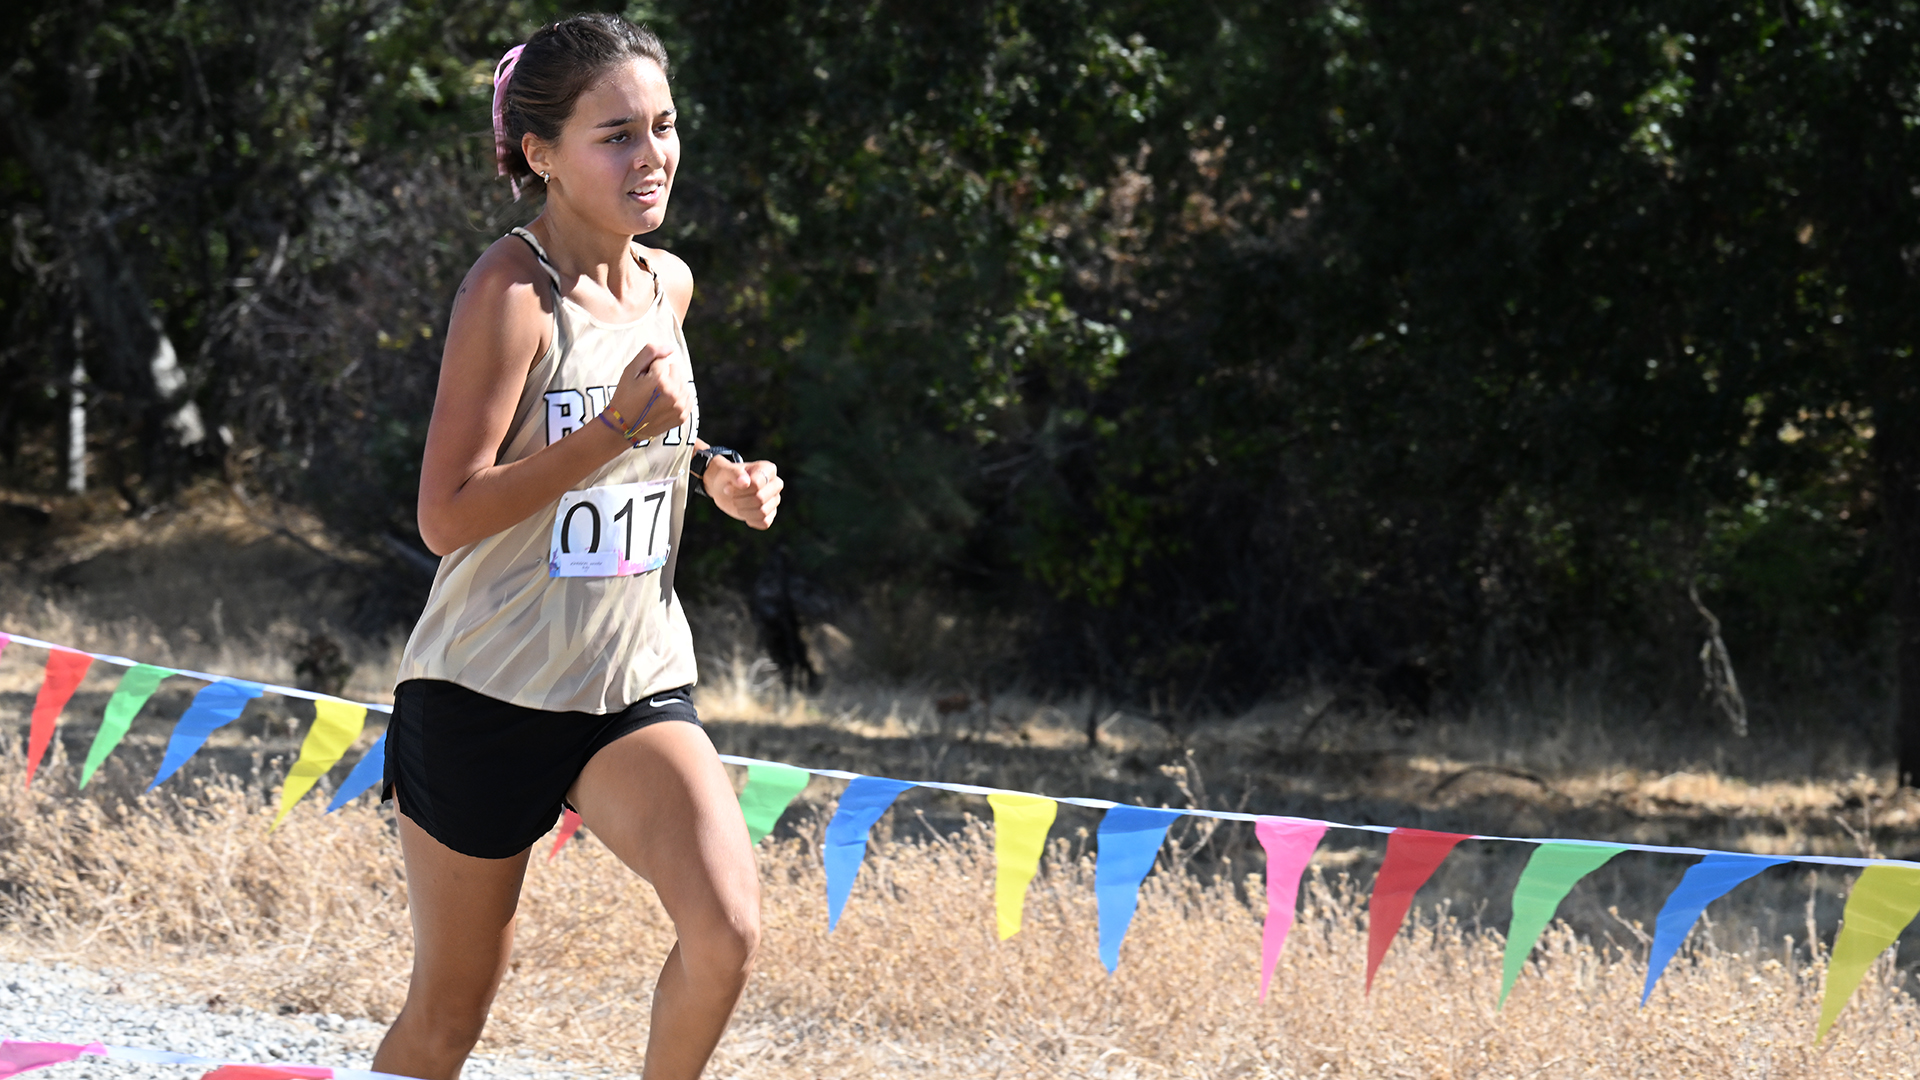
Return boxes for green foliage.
[4,0,1915,712]
[1,0,583,525]
[657,0,1160,588]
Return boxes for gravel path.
[0,959,637,1079]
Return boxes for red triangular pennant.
[197,1065,332,1079]
[26,649,93,787]
[548,807,584,861]
[1366,827,1470,992]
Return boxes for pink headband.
[492,44,527,200]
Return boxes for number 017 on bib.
[548,479,674,578]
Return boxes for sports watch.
[689,445,744,499]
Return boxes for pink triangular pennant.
[0,1040,106,1077]
[1256,817,1328,999]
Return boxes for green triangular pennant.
[738,763,811,843]
[1500,842,1626,1007]
[80,664,171,788]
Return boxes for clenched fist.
[702,457,782,530]
[608,340,690,444]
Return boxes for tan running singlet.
[395,228,699,713]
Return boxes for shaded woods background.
[3,2,1918,768]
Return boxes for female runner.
[374,15,780,1079]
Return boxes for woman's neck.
[526,207,644,301]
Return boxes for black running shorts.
[383,678,701,859]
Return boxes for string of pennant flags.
[0,1037,415,1079]
[0,632,391,823]
[4,630,1920,1043]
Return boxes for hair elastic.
[492,44,528,200]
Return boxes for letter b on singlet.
[545,390,588,445]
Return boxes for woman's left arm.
[650,247,784,532]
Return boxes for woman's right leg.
[371,813,532,1080]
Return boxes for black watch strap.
[690,445,744,497]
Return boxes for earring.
[541,171,551,183]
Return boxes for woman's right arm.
[415,242,689,556]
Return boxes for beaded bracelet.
[600,403,647,444]
[599,390,664,447]
[596,410,640,447]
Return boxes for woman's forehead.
[574,59,673,125]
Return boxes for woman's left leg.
[566,721,759,1080]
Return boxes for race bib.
[548,479,674,578]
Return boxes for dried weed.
[0,743,1915,1078]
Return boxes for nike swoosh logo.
[647,696,685,708]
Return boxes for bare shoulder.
[639,243,694,321]
[446,235,553,365]
[457,235,552,318]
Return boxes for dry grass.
[0,739,1918,1079]
[6,485,1920,1075]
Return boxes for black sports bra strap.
[630,244,660,291]
[508,227,564,292]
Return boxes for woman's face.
[530,57,679,237]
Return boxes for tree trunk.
[0,55,206,483]
[1878,379,1920,786]
[66,321,87,495]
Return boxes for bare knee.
[384,996,491,1069]
[433,1010,489,1055]
[732,908,763,971]
[682,904,760,988]
[712,907,762,976]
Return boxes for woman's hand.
[702,458,782,530]
[608,341,690,443]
